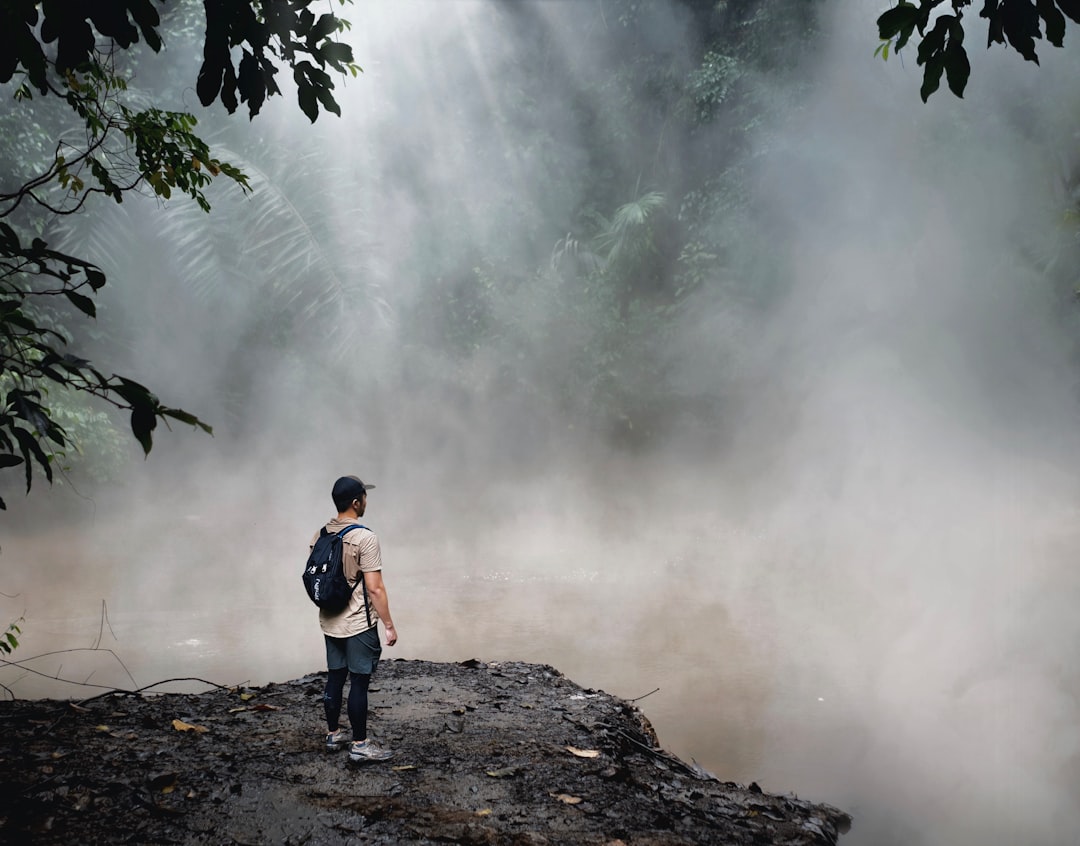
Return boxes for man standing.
[313,475,398,763]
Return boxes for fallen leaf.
[485,766,519,778]
[475,808,492,817]
[227,707,248,714]
[94,724,111,732]
[443,717,464,733]
[171,719,209,734]
[566,746,600,758]
[239,693,256,702]
[391,765,416,772]
[251,703,280,712]
[551,793,583,805]
[148,773,178,791]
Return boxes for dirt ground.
[0,658,851,845]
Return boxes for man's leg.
[323,635,352,750]
[323,666,348,730]
[346,672,371,740]
[344,629,391,762]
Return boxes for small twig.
[1,659,128,691]
[615,729,715,781]
[52,463,96,513]
[626,687,659,703]
[75,677,233,706]
[2,645,137,689]
[104,601,116,640]
[91,599,117,650]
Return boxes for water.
[5,484,1080,846]
[2,514,778,785]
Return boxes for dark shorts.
[325,627,382,675]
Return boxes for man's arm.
[363,569,397,646]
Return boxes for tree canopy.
[0,0,357,509]
[877,0,1080,101]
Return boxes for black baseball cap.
[332,476,376,502]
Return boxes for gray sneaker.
[325,728,350,751]
[349,739,393,762]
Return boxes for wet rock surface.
[0,659,850,844]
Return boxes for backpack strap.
[338,524,373,629]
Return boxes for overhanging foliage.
[877,0,1080,101]
[0,1,357,509]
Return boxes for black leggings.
[323,668,371,741]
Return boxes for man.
[312,475,398,763]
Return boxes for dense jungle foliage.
[0,0,356,505]
[4,0,1080,506]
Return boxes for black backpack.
[303,524,371,619]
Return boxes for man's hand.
[384,624,398,646]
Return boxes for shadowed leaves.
[0,1,354,508]
[1,229,212,507]
[197,0,357,121]
[876,0,1080,99]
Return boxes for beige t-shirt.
[311,518,382,637]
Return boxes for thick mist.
[4,2,1080,844]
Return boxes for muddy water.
[1,516,787,790]
[7,507,1065,846]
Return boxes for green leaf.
[12,426,53,488]
[1057,0,1080,25]
[920,56,945,102]
[297,84,318,123]
[1037,0,1067,45]
[64,289,97,317]
[878,1,921,51]
[161,408,213,435]
[999,0,1043,62]
[917,16,949,65]
[112,376,155,407]
[877,2,919,39]
[319,41,353,67]
[315,84,341,117]
[944,43,971,96]
[197,55,226,106]
[310,13,339,43]
[130,403,157,455]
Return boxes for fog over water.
[5,1,1080,844]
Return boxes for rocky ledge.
[0,658,850,844]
